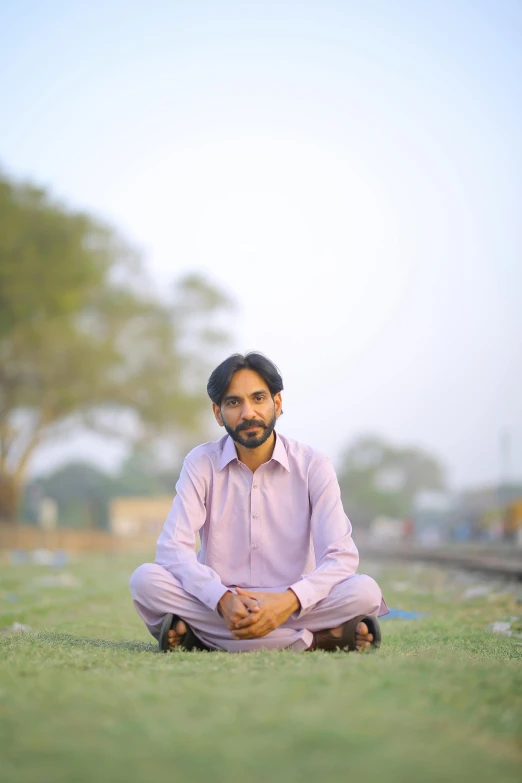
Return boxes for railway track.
[359,544,522,581]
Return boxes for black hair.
[207,352,284,407]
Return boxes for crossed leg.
[130,563,388,653]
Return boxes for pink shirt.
[156,432,359,613]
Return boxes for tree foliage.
[337,435,446,527]
[0,170,233,521]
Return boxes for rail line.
[359,544,522,581]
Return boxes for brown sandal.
[310,615,381,652]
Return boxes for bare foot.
[329,621,374,651]
[167,619,187,649]
[355,621,373,652]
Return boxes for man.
[130,352,388,653]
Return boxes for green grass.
[1,552,521,783]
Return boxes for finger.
[236,594,261,613]
[231,629,252,639]
[231,604,250,622]
[232,624,269,639]
[234,612,262,629]
[236,587,262,601]
[236,592,262,615]
[232,627,260,639]
[356,633,373,643]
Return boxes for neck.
[234,432,276,473]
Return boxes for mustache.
[236,420,266,432]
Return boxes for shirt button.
[252,543,258,550]
[252,513,259,519]
[253,483,258,489]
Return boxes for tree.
[110,446,178,499]
[24,462,114,529]
[337,435,446,527]
[0,170,233,521]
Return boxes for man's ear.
[274,392,283,418]
[212,403,224,427]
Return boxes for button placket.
[250,475,261,583]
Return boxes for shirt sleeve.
[289,457,359,614]
[155,456,229,611]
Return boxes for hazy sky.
[1,0,521,489]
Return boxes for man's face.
[213,369,282,449]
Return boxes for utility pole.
[499,428,510,489]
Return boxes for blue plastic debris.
[9,549,29,565]
[381,608,427,620]
[53,550,69,567]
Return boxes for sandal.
[158,613,211,652]
[310,614,381,652]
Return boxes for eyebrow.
[222,390,269,403]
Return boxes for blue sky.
[1,1,521,488]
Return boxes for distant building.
[412,491,457,544]
[109,496,173,539]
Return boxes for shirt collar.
[271,432,291,472]
[218,434,239,471]
[217,432,291,473]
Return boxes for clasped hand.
[217,588,300,640]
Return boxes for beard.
[224,411,277,449]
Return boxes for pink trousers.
[130,563,388,652]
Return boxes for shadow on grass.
[36,631,157,653]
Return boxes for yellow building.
[109,496,173,539]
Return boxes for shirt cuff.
[199,580,230,612]
[289,579,319,616]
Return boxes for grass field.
[1,550,521,783]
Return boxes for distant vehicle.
[369,516,407,542]
[504,500,522,542]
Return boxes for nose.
[241,401,257,420]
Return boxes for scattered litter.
[8,549,69,567]
[489,621,512,634]
[463,586,494,599]
[381,608,427,620]
[1,622,32,634]
[9,549,29,565]
[488,619,522,639]
[32,572,82,589]
[32,549,69,566]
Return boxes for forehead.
[225,368,269,396]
